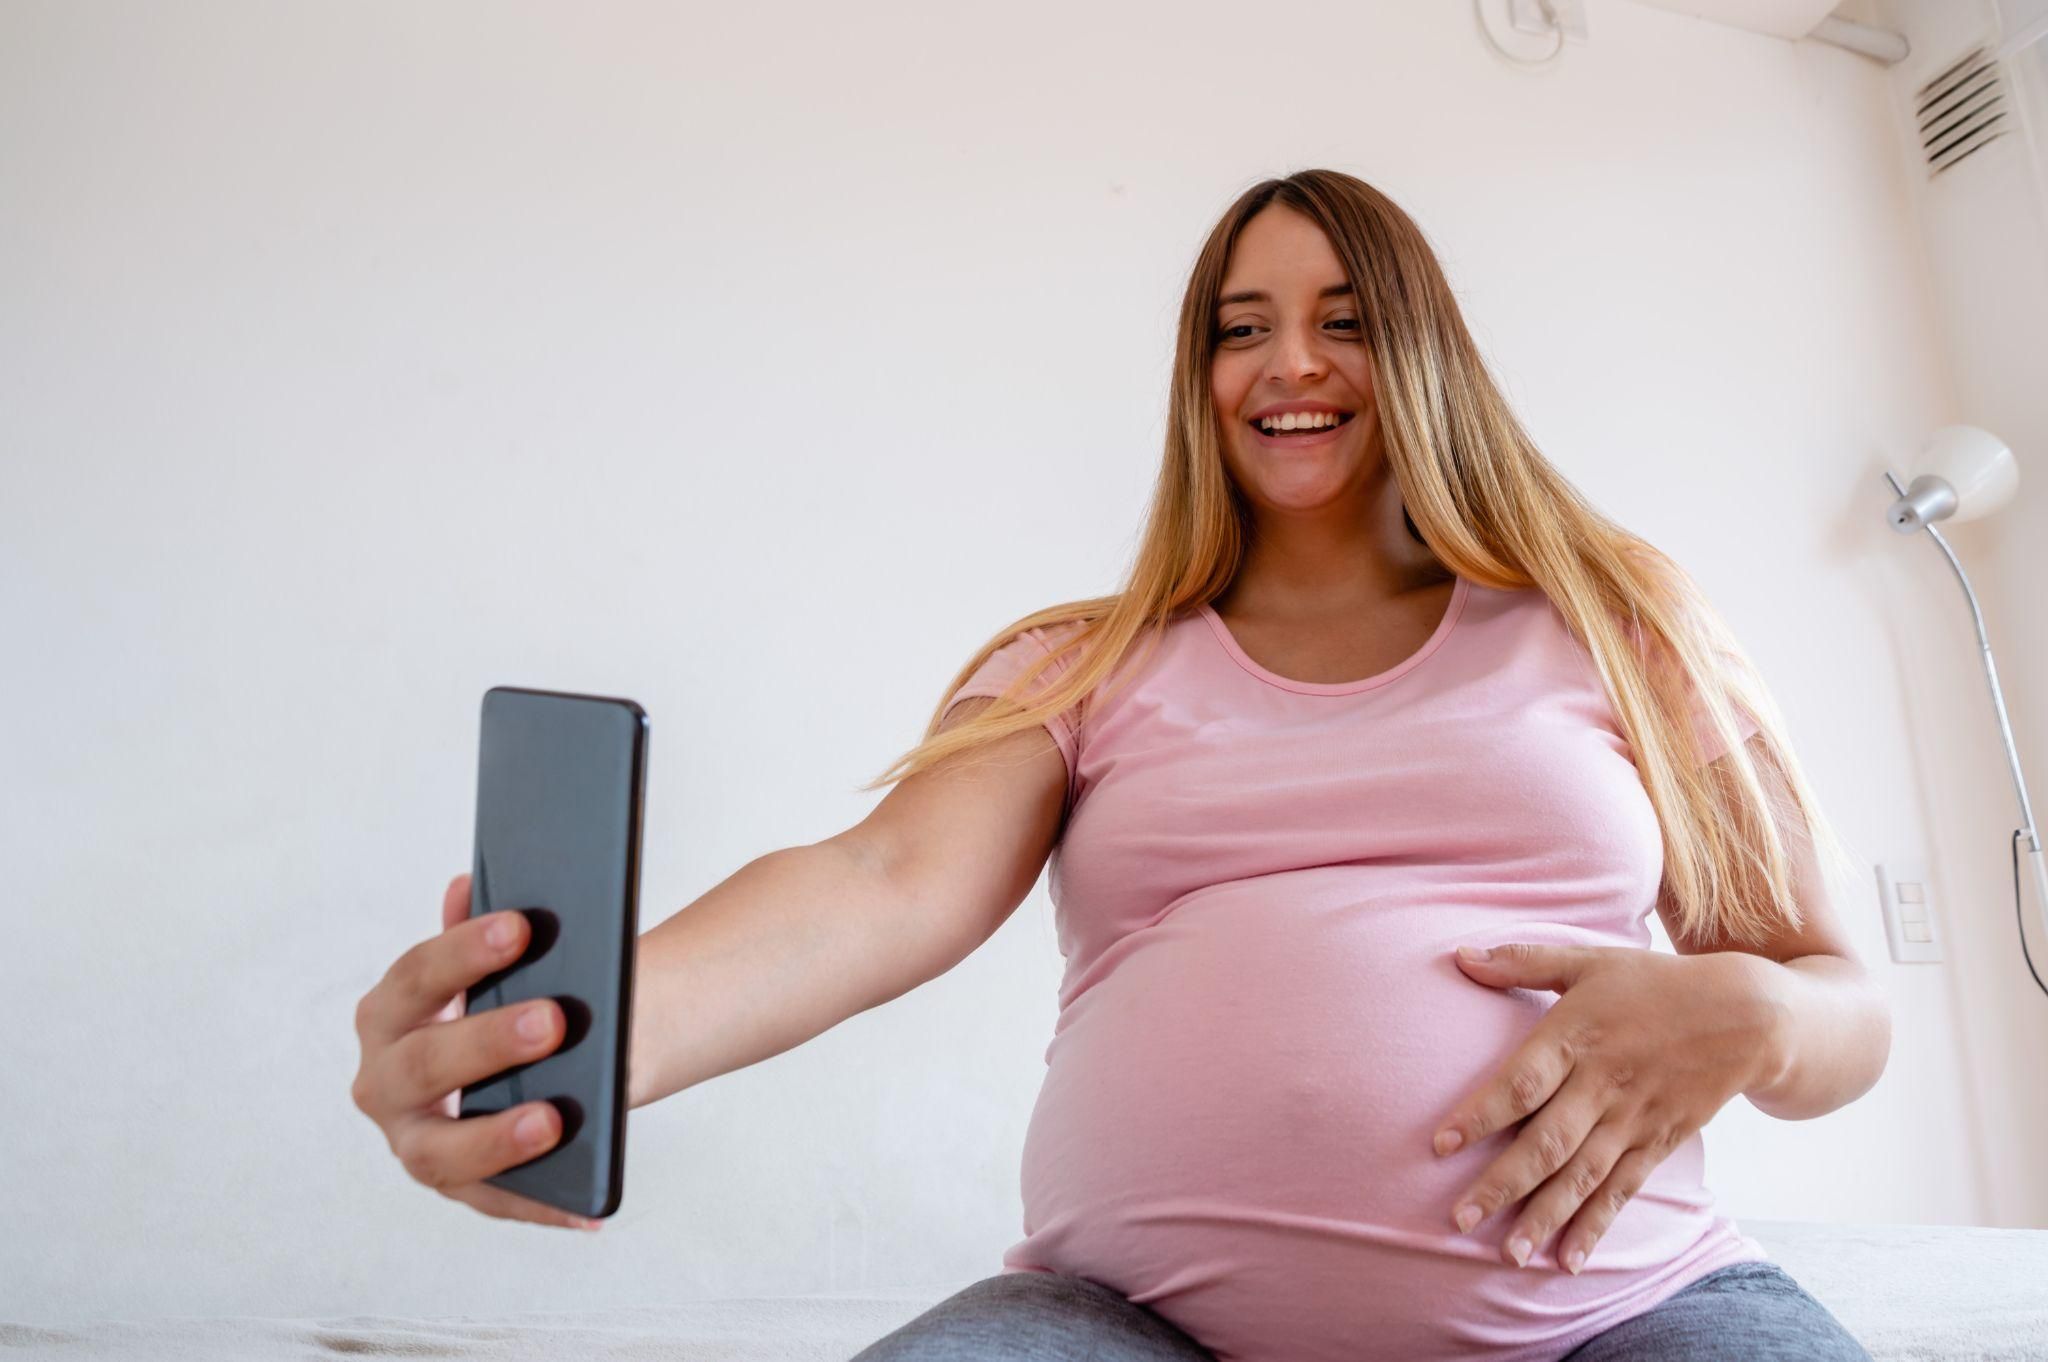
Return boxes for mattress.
[2,1219,2044,1360]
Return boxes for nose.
[1263,321,1329,386]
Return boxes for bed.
[4,1219,2045,1360]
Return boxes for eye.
[1214,319,1360,341]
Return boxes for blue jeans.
[848,1259,1872,1360]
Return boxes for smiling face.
[1210,205,1383,522]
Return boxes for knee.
[850,1271,1212,1361]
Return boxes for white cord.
[1475,0,1566,67]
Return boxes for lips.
[1253,409,1351,430]
[1248,412,1355,446]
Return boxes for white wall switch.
[1876,859,1942,964]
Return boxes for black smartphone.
[460,685,649,1221]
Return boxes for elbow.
[1867,980,1894,1092]
[1838,966,1893,1104]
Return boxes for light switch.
[1876,860,1941,964]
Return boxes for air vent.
[1914,43,2015,176]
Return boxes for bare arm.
[350,696,1068,1227]
[626,695,1067,1109]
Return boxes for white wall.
[3,0,2039,1326]
[1865,0,2048,1237]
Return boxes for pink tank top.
[941,575,1768,1362]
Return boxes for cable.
[1475,0,1566,67]
[2012,829,2048,1000]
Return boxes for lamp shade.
[1888,424,2019,532]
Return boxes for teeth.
[1258,411,1347,432]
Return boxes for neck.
[1221,471,1448,618]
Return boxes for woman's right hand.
[350,872,600,1230]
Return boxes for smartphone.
[460,685,649,1221]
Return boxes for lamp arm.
[1883,470,2040,854]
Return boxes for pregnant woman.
[845,170,1887,1360]
[349,167,1889,1361]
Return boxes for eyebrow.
[1216,282,1354,308]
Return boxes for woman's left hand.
[1431,942,1782,1276]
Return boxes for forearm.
[624,837,950,1110]
[1737,953,1893,1120]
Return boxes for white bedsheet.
[3,1219,2044,1360]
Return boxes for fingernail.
[1565,1247,1586,1275]
[518,1004,551,1040]
[1433,1129,1463,1156]
[580,1217,604,1232]
[1506,1235,1531,1267]
[1457,945,1490,962]
[1454,1204,1481,1234]
[516,1109,550,1146]
[487,915,518,949]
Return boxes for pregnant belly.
[1000,880,1757,1362]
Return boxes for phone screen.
[461,685,648,1221]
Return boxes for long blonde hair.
[860,168,1854,952]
